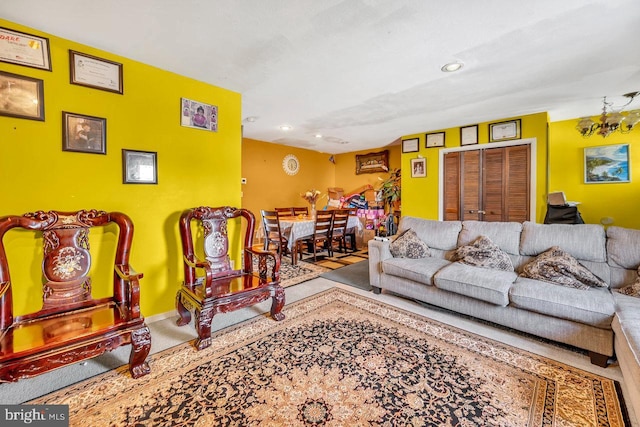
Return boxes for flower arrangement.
[301,189,322,204]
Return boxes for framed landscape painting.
[584,144,630,184]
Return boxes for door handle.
[478,210,486,214]
[467,210,486,214]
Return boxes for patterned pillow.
[453,235,514,272]
[520,246,607,290]
[389,229,431,259]
[615,266,640,298]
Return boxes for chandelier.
[576,91,640,137]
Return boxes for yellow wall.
[241,138,335,217]
[0,20,241,317]
[549,118,640,228]
[401,112,549,221]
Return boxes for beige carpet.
[30,288,629,426]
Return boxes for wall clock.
[282,154,300,175]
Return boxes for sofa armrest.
[368,239,392,288]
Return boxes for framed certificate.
[489,119,521,142]
[425,131,445,148]
[0,27,51,71]
[69,50,123,94]
[402,138,419,153]
[460,125,478,146]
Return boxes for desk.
[279,215,362,265]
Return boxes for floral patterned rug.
[255,255,330,288]
[31,288,629,426]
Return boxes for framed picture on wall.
[489,119,521,142]
[584,144,630,184]
[123,149,158,184]
[355,150,389,174]
[62,111,106,154]
[69,50,123,94]
[402,138,419,153]
[181,97,218,132]
[460,125,478,146]
[0,71,44,121]
[411,158,426,178]
[0,27,51,71]
[425,131,445,148]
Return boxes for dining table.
[279,214,362,265]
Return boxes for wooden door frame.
[438,138,537,221]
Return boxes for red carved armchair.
[176,206,285,350]
[0,210,151,382]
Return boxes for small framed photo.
[460,125,478,146]
[0,27,51,71]
[0,71,45,121]
[489,119,521,142]
[584,144,630,184]
[411,158,426,178]
[123,149,158,184]
[181,97,218,132]
[62,112,106,154]
[69,50,123,94]
[402,138,419,153]
[425,131,445,148]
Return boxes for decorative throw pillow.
[615,266,640,298]
[520,246,608,290]
[389,229,431,259]
[453,235,514,272]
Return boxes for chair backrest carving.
[0,210,135,328]
[180,206,256,287]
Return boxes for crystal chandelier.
[576,91,640,137]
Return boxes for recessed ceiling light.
[315,134,323,138]
[279,125,292,131]
[441,62,464,72]
[243,116,258,123]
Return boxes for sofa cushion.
[607,226,640,270]
[389,229,430,259]
[520,221,606,262]
[382,257,451,287]
[510,277,614,328]
[615,267,640,298]
[520,246,607,290]
[397,217,462,251]
[434,262,517,306]
[453,235,514,272]
[459,220,522,255]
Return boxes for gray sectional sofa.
[368,216,640,417]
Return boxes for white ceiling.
[2,0,640,154]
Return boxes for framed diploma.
[425,131,445,148]
[460,125,478,146]
[402,138,419,153]
[69,50,123,94]
[0,27,51,71]
[489,119,521,142]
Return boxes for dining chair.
[261,209,289,258]
[330,209,350,254]
[295,210,334,262]
[292,206,309,216]
[344,207,359,251]
[275,207,294,217]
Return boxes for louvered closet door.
[443,144,530,222]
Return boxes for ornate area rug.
[255,255,329,288]
[31,288,629,426]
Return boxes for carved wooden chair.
[176,206,285,350]
[295,210,334,262]
[0,210,151,382]
[261,209,288,258]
